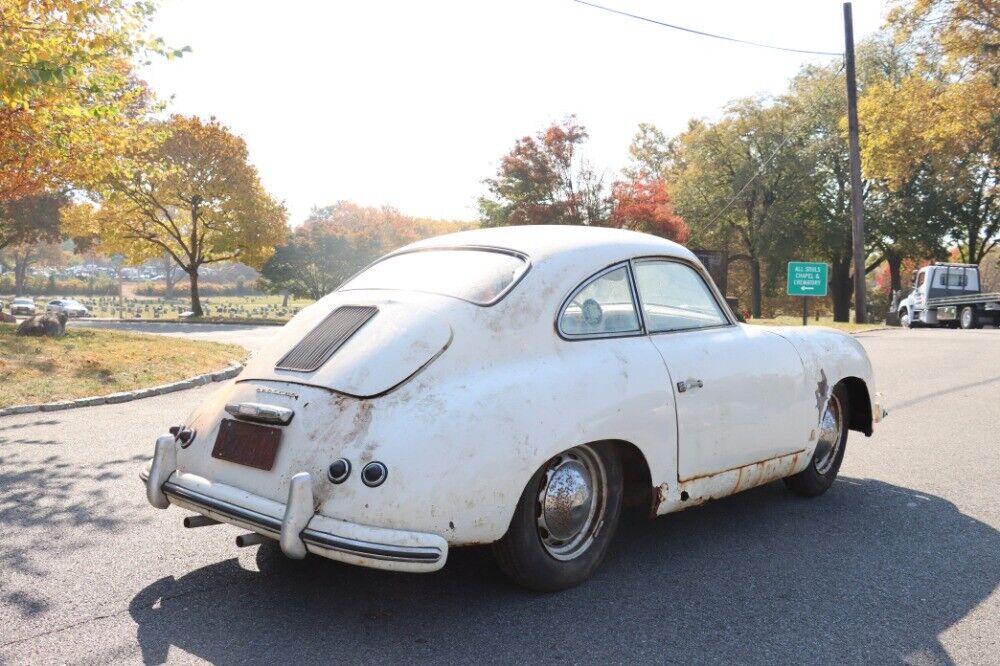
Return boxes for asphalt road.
[0,327,997,665]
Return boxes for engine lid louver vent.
[276,305,378,373]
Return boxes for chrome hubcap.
[536,445,607,561]
[814,394,844,475]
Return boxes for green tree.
[670,98,813,317]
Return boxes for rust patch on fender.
[815,368,830,423]
[652,483,669,515]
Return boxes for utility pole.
[844,2,867,323]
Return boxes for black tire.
[900,308,918,329]
[784,383,849,497]
[493,443,623,592]
[959,305,981,329]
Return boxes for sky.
[142,0,888,226]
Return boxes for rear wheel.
[960,305,982,329]
[784,384,849,497]
[493,443,622,592]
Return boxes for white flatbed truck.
[897,263,1000,329]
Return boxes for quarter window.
[633,261,728,332]
[559,266,640,337]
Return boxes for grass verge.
[0,324,245,407]
[746,315,885,332]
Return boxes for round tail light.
[361,461,388,487]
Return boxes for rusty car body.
[142,226,884,590]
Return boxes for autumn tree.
[479,117,607,227]
[65,116,287,316]
[607,178,689,242]
[0,0,177,203]
[260,202,468,299]
[0,192,64,253]
[861,1,999,264]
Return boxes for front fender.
[764,326,877,433]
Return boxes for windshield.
[13,298,31,304]
[340,249,527,305]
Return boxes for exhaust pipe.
[235,532,268,547]
[183,515,220,528]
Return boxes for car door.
[632,258,811,482]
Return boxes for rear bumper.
[141,440,447,573]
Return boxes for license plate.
[211,419,281,470]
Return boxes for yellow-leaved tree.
[860,0,999,263]
[0,0,180,202]
[65,116,288,316]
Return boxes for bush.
[134,280,263,297]
[0,275,118,296]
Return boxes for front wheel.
[784,384,849,497]
[493,443,623,591]
[900,308,916,328]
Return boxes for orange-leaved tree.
[607,178,689,243]
[64,115,287,316]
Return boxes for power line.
[706,128,803,227]
[706,89,838,227]
[572,0,843,57]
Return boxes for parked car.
[46,298,89,318]
[9,297,35,316]
[142,226,885,591]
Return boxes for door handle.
[676,378,704,393]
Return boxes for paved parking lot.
[0,327,997,665]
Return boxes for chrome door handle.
[676,378,704,393]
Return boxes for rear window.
[340,249,527,305]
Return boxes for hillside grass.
[0,324,245,407]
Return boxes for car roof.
[399,225,697,265]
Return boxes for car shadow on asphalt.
[126,477,998,666]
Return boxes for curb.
[0,362,243,418]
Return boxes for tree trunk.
[189,269,203,317]
[281,290,289,308]
[164,252,175,299]
[14,255,29,296]
[749,258,762,319]
[886,251,903,293]
[830,257,852,322]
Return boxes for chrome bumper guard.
[142,437,447,572]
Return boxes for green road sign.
[787,262,829,297]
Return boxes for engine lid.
[238,294,452,398]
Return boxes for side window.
[559,266,640,337]
[917,271,926,287]
[633,260,728,332]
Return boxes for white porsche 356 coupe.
[143,226,884,591]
